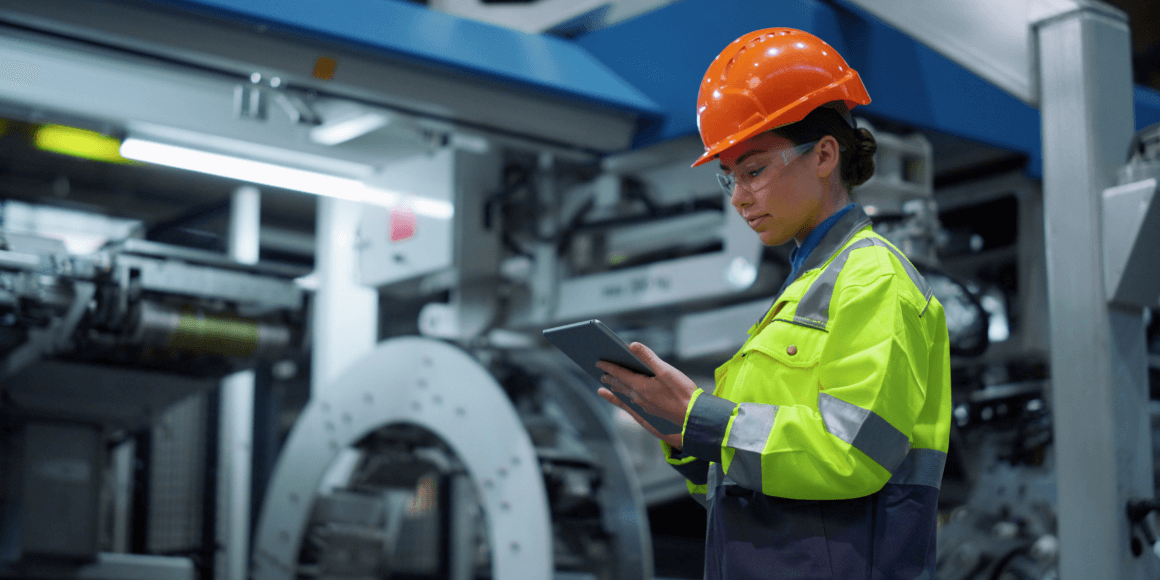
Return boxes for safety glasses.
[717,140,819,197]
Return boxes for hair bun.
[844,128,878,188]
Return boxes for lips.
[746,214,767,228]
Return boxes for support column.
[219,185,260,580]
[311,197,377,393]
[1037,10,1155,579]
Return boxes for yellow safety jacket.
[663,205,951,580]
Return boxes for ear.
[814,135,841,180]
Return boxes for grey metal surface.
[217,187,260,580]
[311,197,378,394]
[75,553,195,580]
[0,0,639,153]
[537,193,762,324]
[112,239,309,279]
[118,254,303,311]
[1,553,194,580]
[0,360,215,428]
[356,149,456,289]
[1102,178,1160,307]
[148,394,208,555]
[252,337,552,580]
[448,474,475,580]
[1037,7,1156,579]
[357,147,501,298]
[842,0,1122,105]
[675,298,771,359]
[19,422,102,559]
[217,371,254,580]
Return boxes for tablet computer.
[543,319,682,435]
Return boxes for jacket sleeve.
[660,440,710,507]
[659,392,712,506]
[680,268,931,500]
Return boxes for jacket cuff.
[682,392,736,464]
[661,387,705,463]
[661,440,696,464]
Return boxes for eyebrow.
[718,148,764,172]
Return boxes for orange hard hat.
[692,28,871,167]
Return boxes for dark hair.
[770,103,877,190]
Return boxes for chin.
[760,231,793,246]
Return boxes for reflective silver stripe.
[794,239,876,329]
[706,462,719,504]
[798,211,874,275]
[888,448,947,489]
[817,393,911,473]
[707,461,739,492]
[724,403,777,490]
[793,237,934,329]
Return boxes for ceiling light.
[119,138,453,219]
[310,112,390,146]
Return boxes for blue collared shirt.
[780,203,856,294]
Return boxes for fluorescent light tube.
[119,138,453,219]
[310,112,390,146]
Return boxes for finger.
[598,387,667,440]
[599,373,632,395]
[629,342,677,380]
[630,343,701,409]
[596,360,647,389]
[600,388,682,449]
[603,374,657,412]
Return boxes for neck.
[794,190,851,245]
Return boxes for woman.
[595,28,951,579]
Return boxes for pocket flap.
[742,318,826,368]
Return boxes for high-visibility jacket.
[662,205,951,580]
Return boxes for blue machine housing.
[145,0,1160,176]
[141,0,663,120]
[574,0,1160,177]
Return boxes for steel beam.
[218,186,261,580]
[1037,8,1156,578]
[311,198,377,393]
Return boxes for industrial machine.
[0,223,309,579]
[0,1,1154,580]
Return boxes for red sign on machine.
[390,203,416,242]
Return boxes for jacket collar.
[795,204,874,277]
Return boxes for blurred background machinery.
[0,0,1156,580]
[0,221,308,579]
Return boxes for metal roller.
[130,301,293,359]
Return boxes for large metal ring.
[252,336,551,580]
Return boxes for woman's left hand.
[596,342,698,449]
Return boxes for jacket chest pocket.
[742,318,826,369]
[725,319,828,405]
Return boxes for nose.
[730,185,751,211]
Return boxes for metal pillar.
[219,185,260,580]
[311,197,377,393]
[1037,9,1155,579]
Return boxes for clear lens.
[716,140,818,197]
[717,172,735,196]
